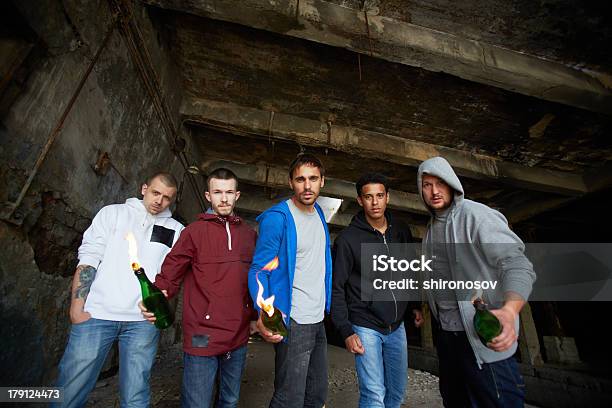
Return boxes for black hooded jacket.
[331,211,418,340]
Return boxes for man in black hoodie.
[331,172,421,408]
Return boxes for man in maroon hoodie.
[141,168,257,408]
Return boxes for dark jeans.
[436,330,525,408]
[270,319,328,408]
[181,346,247,408]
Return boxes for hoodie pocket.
[150,225,175,248]
[367,301,397,327]
[193,255,251,324]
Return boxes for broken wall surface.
[0,0,201,386]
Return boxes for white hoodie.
[78,198,184,321]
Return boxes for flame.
[262,257,279,271]
[125,232,140,271]
[256,257,279,317]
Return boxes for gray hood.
[417,156,464,212]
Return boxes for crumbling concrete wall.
[0,0,200,386]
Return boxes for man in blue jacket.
[248,153,332,408]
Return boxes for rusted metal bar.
[110,0,207,212]
[2,18,117,222]
[363,9,374,57]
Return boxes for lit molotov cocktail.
[256,257,288,337]
[126,232,174,329]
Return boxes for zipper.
[381,230,398,325]
[225,220,233,251]
[423,225,439,320]
[446,207,483,368]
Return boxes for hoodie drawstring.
[225,220,232,251]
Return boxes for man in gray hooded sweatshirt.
[415,156,535,407]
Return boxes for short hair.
[146,172,178,188]
[288,153,325,179]
[206,167,239,191]
[356,172,389,196]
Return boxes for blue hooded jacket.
[247,199,333,326]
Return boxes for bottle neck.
[474,299,487,311]
[134,268,152,284]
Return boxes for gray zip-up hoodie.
[417,157,536,366]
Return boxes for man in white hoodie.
[53,172,184,408]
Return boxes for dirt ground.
[86,337,444,407]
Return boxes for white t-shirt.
[287,199,326,324]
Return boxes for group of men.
[53,154,535,408]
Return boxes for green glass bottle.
[473,298,502,346]
[261,306,288,338]
[134,265,174,329]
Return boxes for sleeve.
[155,227,195,298]
[475,209,536,302]
[248,212,285,312]
[331,235,355,340]
[78,205,115,268]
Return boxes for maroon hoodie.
[155,212,257,356]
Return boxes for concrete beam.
[143,0,612,115]
[518,303,544,366]
[200,158,428,214]
[505,196,573,225]
[583,162,612,193]
[182,97,590,195]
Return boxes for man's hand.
[413,309,424,328]
[138,290,168,324]
[344,334,365,354]
[488,306,519,352]
[138,301,156,323]
[256,313,283,343]
[70,307,91,324]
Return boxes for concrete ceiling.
[136,0,612,232]
[143,0,612,114]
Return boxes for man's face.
[421,174,453,211]
[141,177,177,215]
[357,183,389,221]
[205,178,240,216]
[289,164,324,208]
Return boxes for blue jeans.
[352,323,408,408]
[182,346,247,408]
[436,329,525,408]
[52,318,159,408]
